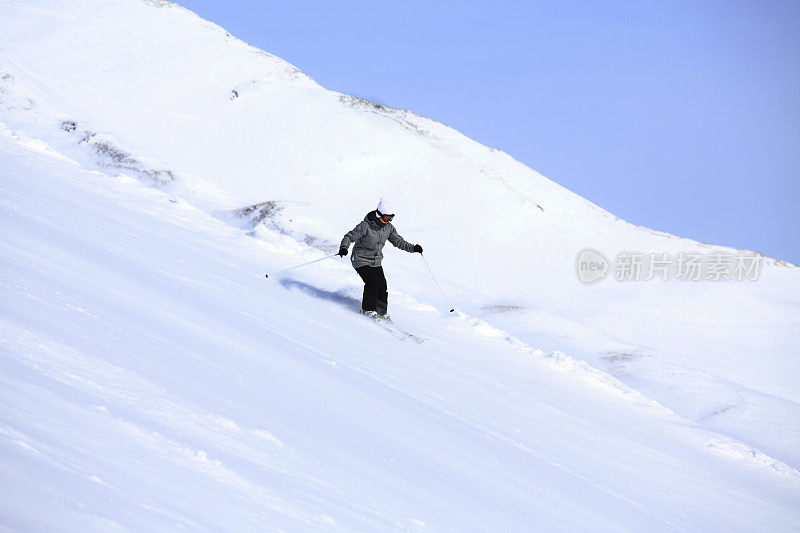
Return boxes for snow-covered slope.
[1,0,799,529]
[2,120,799,531]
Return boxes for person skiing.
[339,197,423,319]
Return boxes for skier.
[339,197,423,319]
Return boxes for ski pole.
[420,253,454,313]
[265,253,339,278]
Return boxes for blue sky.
[180,0,799,264]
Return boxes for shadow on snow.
[279,278,362,314]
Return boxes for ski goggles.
[378,213,394,223]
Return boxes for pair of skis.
[365,314,427,344]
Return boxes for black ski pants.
[355,265,388,315]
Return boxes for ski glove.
[413,244,423,253]
[338,247,348,257]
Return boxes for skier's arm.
[387,226,416,253]
[340,221,367,250]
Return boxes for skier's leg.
[355,265,379,311]
[375,266,388,315]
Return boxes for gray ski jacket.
[340,211,416,268]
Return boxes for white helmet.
[376,197,394,216]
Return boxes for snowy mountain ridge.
[2,0,799,530]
